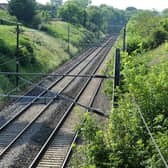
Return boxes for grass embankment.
[0,9,17,23]
[71,11,168,167]
[71,42,168,168]
[0,19,98,100]
[41,21,97,54]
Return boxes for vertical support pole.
[123,25,126,52]
[68,23,70,53]
[83,10,87,27]
[112,48,120,107]
[16,23,19,89]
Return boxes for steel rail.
[0,47,99,132]
[0,37,110,116]
[3,47,95,105]
[61,52,110,168]
[28,39,113,168]
[0,39,112,158]
[1,36,111,106]
[61,73,105,168]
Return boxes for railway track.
[30,49,109,168]
[0,36,116,167]
[62,72,105,168]
[29,38,114,168]
[0,47,97,126]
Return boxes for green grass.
[0,9,17,24]
[0,20,99,99]
[0,2,106,106]
[130,42,168,67]
[41,21,97,51]
[95,25,168,168]
[22,27,70,71]
[0,25,67,95]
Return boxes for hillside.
[138,42,168,66]
[0,20,98,100]
[0,0,127,101]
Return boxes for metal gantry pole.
[123,24,126,52]
[67,23,70,53]
[112,48,121,107]
[16,23,20,89]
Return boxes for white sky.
[0,0,168,11]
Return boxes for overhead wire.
[0,55,10,60]
[0,54,30,67]
[18,76,108,117]
[0,58,16,66]
[134,98,168,168]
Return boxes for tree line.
[7,0,128,34]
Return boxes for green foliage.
[8,0,36,23]
[86,5,127,34]
[0,18,99,96]
[126,10,168,54]
[73,47,168,167]
[72,113,112,168]
[41,21,97,52]
[86,6,101,33]
[0,22,81,94]
[0,39,14,57]
[72,11,168,167]
[58,1,127,34]
[162,8,168,17]
[161,18,168,31]
[58,1,85,25]
[0,9,17,24]
[70,0,91,8]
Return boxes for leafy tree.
[58,1,84,24]
[125,6,138,19]
[50,0,63,17]
[86,6,102,32]
[70,0,91,8]
[126,10,168,54]
[161,18,168,31]
[50,0,63,7]
[126,6,137,11]
[58,0,127,34]
[99,5,126,33]
[8,0,36,23]
[36,3,52,21]
[162,8,168,17]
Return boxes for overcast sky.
[0,0,167,11]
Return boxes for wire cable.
[18,77,108,117]
[0,58,16,66]
[0,54,29,67]
[0,55,10,60]
[134,98,168,168]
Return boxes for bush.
[0,9,17,24]
[152,29,168,47]
[19,40,36,66]
[8,0,36,23]
[0,39,14,57]
[31,14,42,29]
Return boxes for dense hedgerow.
[71,10,168,168]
